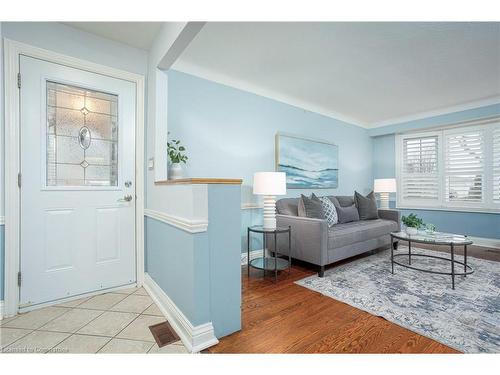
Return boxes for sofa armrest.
[275,214,329,266]
[378,209,401,230]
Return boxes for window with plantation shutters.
[494,126,500,203]
[401,136,439,202]
[444,129,484,204]
[396,119,500,212]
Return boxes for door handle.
[118,194,133,202]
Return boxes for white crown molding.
[0,216,4,225]
[143,273,218,353]
[370,96,500,129]
[171,64,370,128]
[241,203,263,210]
[144,209,208,233]
[173,63,500,131]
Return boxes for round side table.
[247,225,291,283]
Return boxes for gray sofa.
[272,195,400,277]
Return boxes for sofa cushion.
[328,219,398,249]
[354,191,379,220]
[330,195,355,207]
[329,196,359,223]
[276,198,300,216]
[298,194,325,219]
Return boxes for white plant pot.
[406,227,418,235]
[169,163,183,180]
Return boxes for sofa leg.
[318,266,325,278]
[393,241,399,250]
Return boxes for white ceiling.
[172,22,500,127]
[64,22,163,50]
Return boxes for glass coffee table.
[390,231,474,289]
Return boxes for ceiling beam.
[150,22,205,70]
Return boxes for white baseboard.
[0,301,4,320]
[241,249,265,265]
[468,236,500,250]
[143,273,218,353]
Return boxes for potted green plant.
[401,213,424,235]
[167,138,188,180]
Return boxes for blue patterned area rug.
[296,247,500,353]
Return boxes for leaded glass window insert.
[46,81,118,186]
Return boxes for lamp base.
[378,192,390,210]
[262,195,277,229]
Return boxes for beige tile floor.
[0,287,188,354]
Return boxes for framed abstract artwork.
[275,133,338,189]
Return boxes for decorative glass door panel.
[46,81,118,186]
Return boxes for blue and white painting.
[276,133,338,189]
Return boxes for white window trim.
[396,117,500,214]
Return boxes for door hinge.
[17,73,21,89]
[18,272,22,287]
[18,172,22,188]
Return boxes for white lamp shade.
[253,172,287,195]
[374,178,397,193]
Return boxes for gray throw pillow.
[276,198,299,216]
[354,191,379,220]
[329,196,360,223]
[298,194,325,219]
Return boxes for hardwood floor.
[207,245,498,354]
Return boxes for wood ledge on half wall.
[155,178,243,185]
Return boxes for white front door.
[19,55,137,308]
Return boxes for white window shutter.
[493,126,500,203]
[444,129,484,204]
[401,136,439,202]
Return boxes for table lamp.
[374,178,396,210]
[253,172,287,229]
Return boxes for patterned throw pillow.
[317,195,338,227]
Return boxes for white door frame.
[3,39,145,317]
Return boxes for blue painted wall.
[206,185,241,337]
[145,216,210,326]
[0,226,4,300]
[167,70,374,252]
[168,70,373,201]
[145,184,241,338]
[241,208,266,253]
[372,104,500,239]
[399,206,499,239]
[0,22,3,219]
